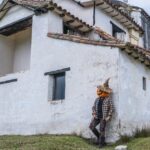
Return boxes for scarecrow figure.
[89,78,113,148]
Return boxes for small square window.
[53,73,65,100]
[143,77,146,91]
[44,67,70,101]
[63,23,75,35]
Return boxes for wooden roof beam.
[70,20,82,27]
[144,58,150,66]
[64,19,74,24]
[138,52,145,63]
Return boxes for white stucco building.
[0,0,150,142]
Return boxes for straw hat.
[97,78,112,94]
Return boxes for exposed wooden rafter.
[0,15,32,36]
[81,0,144,34]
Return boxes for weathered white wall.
[118,50,150,135]
[0,13,120,142]
[0,35,14,76]
[48,12,63,33]
[13,28,32,72]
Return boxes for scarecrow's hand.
[105,117,110,122]
[92,111,97,118]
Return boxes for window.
[53,73,65,100]
[143,77,146,91]
[63,22,87,37]
[63,23,75,35]
[110,21,126,41]
[44,67,70,101]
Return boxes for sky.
[128,0,150,14]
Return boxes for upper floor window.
[63,23,75,35]
[63,22,87,37]
[110,21,126,41]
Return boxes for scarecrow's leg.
[99,119,106,147]
[89,118,100,139]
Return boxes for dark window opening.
[110,21,126,41]
[143,77,146,91]
[44,67,70,101]
[53,72,65,100]
[63,22,87,36]
[63,23,75,34]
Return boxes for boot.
[99,136,106,148]
[91,128,100,139]
[91,128,100,144]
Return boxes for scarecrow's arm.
[105,98,114,121]
[92,99,96,112]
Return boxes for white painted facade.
[118,51,150,135]
[0,13,120,142]
[0,2,149,143]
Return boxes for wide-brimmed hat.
[97,78,112,94]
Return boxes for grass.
[134,128,150,138]
[0,135,104,150]
[0,135,150,150]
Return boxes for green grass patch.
[0,135,150,150]
[134,128,150,138]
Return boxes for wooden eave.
[81,0,144,34]
[96,0,141,32]
[0,0,92,33]
[46,2,92,33]
[0,15,32,36]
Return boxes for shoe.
[99,144,105,148]
[99,136,106,148]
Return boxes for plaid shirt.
[92,96,113,121]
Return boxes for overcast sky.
[128,0,150,14]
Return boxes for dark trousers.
[89,118,106,145]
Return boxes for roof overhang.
[0,0,16,20]
[0,15,32,36]
[80,0,144,34]
[0,0,92,34]
[46,1,92,33]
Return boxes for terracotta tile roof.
[80,0,144,34]
[10,0,92,33]
[47,32,150,68]
[47,32,124,47]
[0,0,92,32]
[94,26,121,42]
